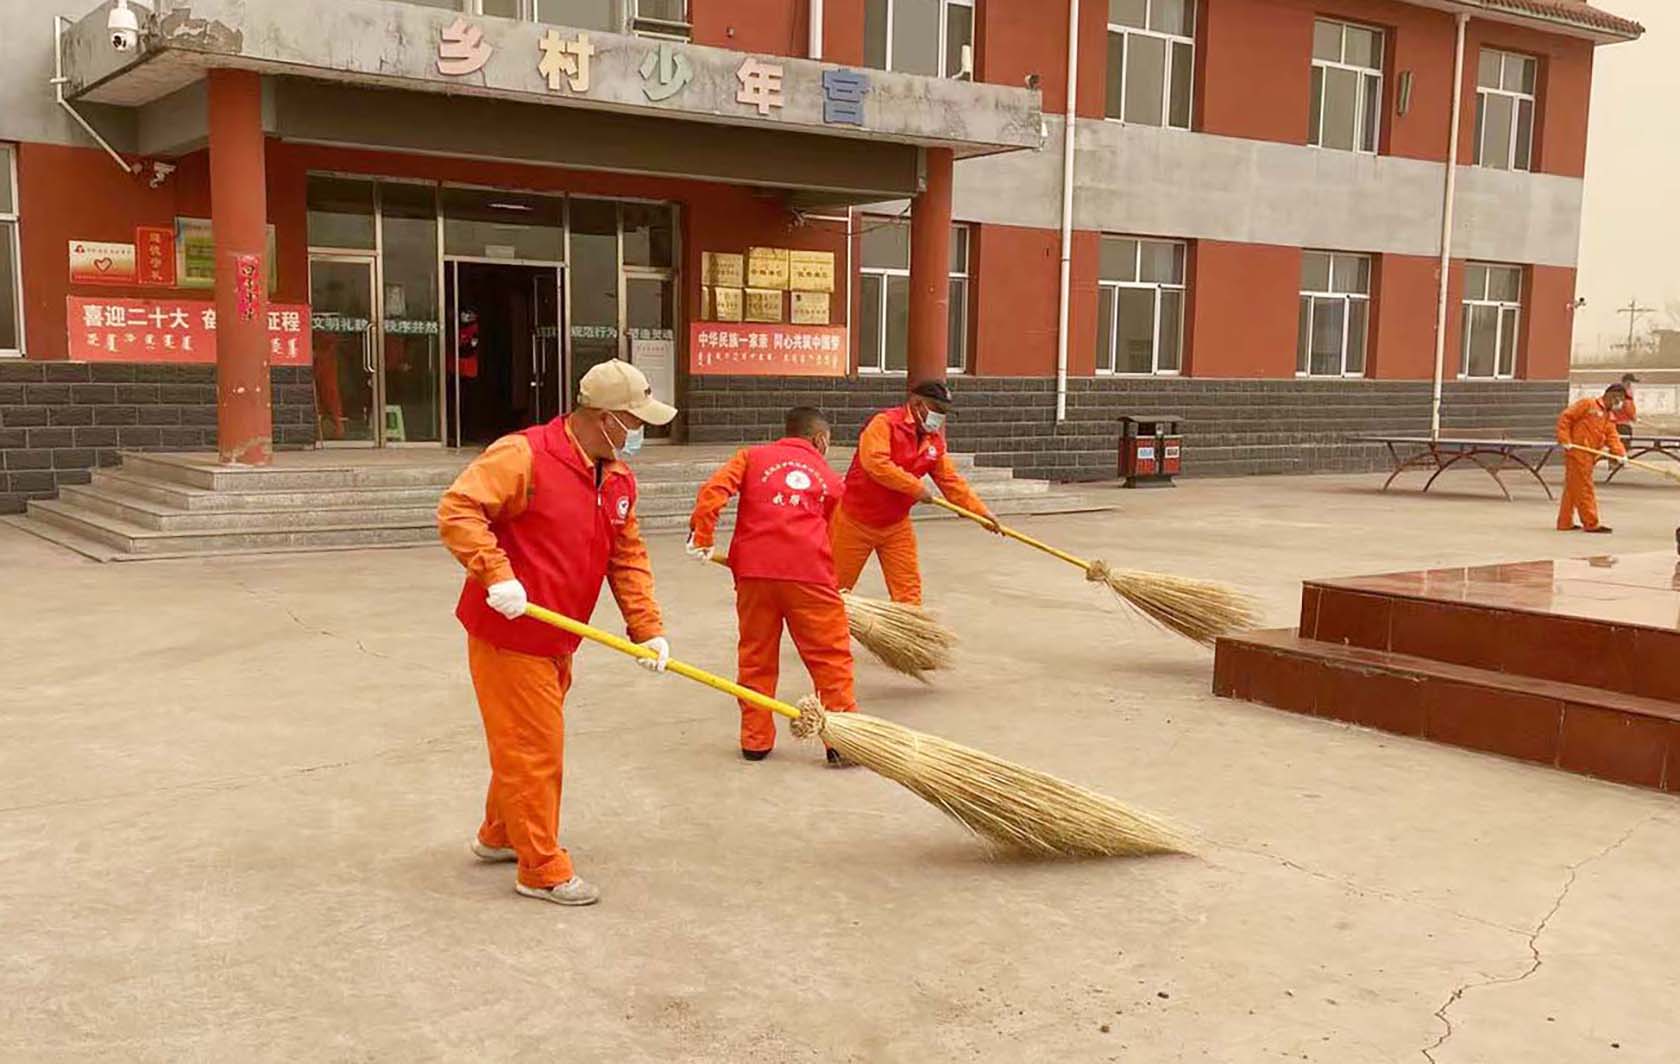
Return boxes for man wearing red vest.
[831,381,1000,605]
[686,407,857,764]
[437,359,676,907]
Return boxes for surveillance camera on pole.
[107,0,155,53]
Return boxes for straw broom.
[524,602,1186,858]
[1566,444,1680,486]
[929,498,1261,647]
[706,554,958,681]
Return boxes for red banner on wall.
[67,296,311,364]
[135,226,176,287]
[689,323,848,377]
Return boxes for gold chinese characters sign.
[791,291,829,325]
[744,288,784,324]
[746,247,790,290]
[712,286,744,323]
[703,252,744,288]
[788,250,835,293]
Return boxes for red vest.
[842,406,947,528]
[728,437,843,586]
[455,418,637,658]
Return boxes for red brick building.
[0,0,1643,509]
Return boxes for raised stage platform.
[1215,552,1680,793]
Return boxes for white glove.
[637,636,671,673]
[685,535,715,563]
[485,579,528,620]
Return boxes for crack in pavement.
[1419,811,1662,1063]
[231,576,456,681]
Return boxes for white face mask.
[922,410,947,433]
[607,413,644,458]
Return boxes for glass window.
[1310,20,1383,154]
[307,176,377,250]
[1460,263,1522,379]
[621,202,674,268]
[378,182,442,443]
[1,143,19,355]
[1474,49,1537,172]
[858,215,971,373]
[865,0,973,78]
[480,0,521,15]
[1096,235,1186,375]
[1297,250,1371,377]
[568,197,620,396]
[1106,0,1195,128]
[534,0,616,32]
[441,186,564,261]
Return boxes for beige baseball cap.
[577,359,677,425]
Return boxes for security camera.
[108,1,142,52]
[147,161,175,188]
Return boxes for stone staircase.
[7,447,1106,562]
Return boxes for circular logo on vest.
[616,496,630,520]
[926,446,938,459]
[784,469,813,491]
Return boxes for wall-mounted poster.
[745,246,789,289]
[788,250,835,292]
[175,217,278,292]
[744,288,784,323]
[713,286,744,322]
[703,251,744,288]
[68,241,137,286]
[690,323,847,377]
[790,290,830,324]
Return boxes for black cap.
[1621,373,1640,383]
[910,380,954,408]
[1605,382,1628,396]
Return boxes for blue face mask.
[609,413,644,458]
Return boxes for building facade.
[0,0,1642,511]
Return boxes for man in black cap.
[830,381,1002,605]
[1612,373,1639,441]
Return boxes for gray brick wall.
[0,362,316,514]
[687,376,1570,481]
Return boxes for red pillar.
[906,147,953,388]
[207,69,272,465]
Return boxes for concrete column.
[906,147,953,388]
[207,68,272,465]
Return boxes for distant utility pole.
[1615,298,1655,357]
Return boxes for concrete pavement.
[2,470,1677,1062]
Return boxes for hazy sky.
[1574,0,1679,355]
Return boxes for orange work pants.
[1557,452,1603,530]
[735,578,857,753]
[829,506,923,605]
[467,635,575,889]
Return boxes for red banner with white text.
[66,296,311,364]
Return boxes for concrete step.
[119,451,463,492]
[90,470,449,513]
[57,484,438,533]
[26,498,438,556]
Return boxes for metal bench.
[1354,436,1559,500]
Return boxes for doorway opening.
[445,261,563,447]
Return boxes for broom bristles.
[843,592,958,681]
[793,698,1186,858]
[1087,561,1262,647]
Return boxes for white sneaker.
[471,840,517,863]
[515,876,601,906]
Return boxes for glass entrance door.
[309,255,378,445]
[532,267,563,423]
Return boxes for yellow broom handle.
[1565,443,1680,482]
[927,496,1094,571]
[522,603,803,721]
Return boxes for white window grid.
[1309,19,1383,154]
[868,0,975,80]
[1460,263,1522,380]
[1105,1,1195,129]
[857,216,969,375]
[450,1,692,41]
[1296,251,1371,378]
[1474,49,1537,172]
[1096,236,1185,376]
[0,143,21,357]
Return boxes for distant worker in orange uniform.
[687,407,858,766]
[1610,372,1639,442]
[437,360,677,907]
[1556,382,1629,535]
[831,380,1002,605]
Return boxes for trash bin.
[1118,414,1183,488]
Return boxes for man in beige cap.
[438,359,677,906]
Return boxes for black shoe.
[826,748,855,769]
[1584,526,1614,534]
[741,748,771,762]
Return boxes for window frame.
[1104,1,1196,130]
[1295,250,1372,378]
[1095,235,1186,377]
[442,1,693,41]
[1459,262,1523,380]
[0,143,21,357]
[1308,18,1385,155]
[867,0,975,79]
[857,215,971,375]
[1473,48,1537,172]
